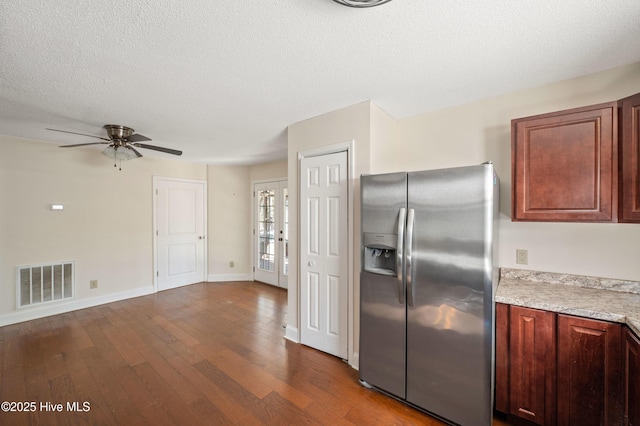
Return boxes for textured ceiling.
[1,1,640,165]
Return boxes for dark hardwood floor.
[0,281,510,425]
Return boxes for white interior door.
[155,178,206,291]
[300,151,348,359]
[254,180,288,289]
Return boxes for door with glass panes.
[254,180,288,288]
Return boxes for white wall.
[382,61,640,281]
[0,135,207,324]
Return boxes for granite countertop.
[496,268,640,336]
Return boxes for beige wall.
[0,136,206,322]
[207,160,288,281]
[382,61,640,281]
[249,159,287,182]
[207,165,251,280]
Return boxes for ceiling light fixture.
[102,144,138,170]
[332,0,393,7]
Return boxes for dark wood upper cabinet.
[512,91,640,223]
[557,314,623,426]
[512,102,618,222]
[625,328,640,426]
[619,93,640,223]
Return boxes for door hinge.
[156,230,158,236]
[253,266,255,272]
[156,271,159,277]
[155,189,158,195]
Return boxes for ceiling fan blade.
[126,144,143,158]
[46,128,110,141]
[132,143,182,156]
[128,133,152,142]
[59,142,110,148]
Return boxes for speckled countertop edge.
[496,268,640,336]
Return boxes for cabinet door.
[619,93,640,222]
[495,303,510,414]
[557,315,623,426]
[511,102,618,222]
[625,327,640,426]
[509,306,556,425]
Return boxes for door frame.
[294,140,354,365]
[152,176,208,293]
[251,177,288,288]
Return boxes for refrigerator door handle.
[396,208,406,304]
[405,208,415,307]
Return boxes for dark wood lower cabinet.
[495,303,628,426]
[509,306,556,425]
[557,314,622,426]
[626,328,640,426]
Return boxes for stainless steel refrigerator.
[359,163,499,426]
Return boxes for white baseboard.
[350,352,359,370]
[284,324,299,343]
[0,286,155,327]
[207,273,253,282]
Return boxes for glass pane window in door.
[282,188,289,276]
[258,189,276,272]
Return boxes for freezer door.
[361,172,408,235]
[359,172,407,398]
[406,164,497,426]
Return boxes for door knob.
[308,261,315,267]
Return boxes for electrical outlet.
[516,249,528,265]
[90,279,98,289]
[229,261,235,268]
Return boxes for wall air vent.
[16,261,74,308]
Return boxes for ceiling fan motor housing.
[104,124,134,140]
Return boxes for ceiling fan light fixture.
[102,145,138,161]
[331,0,393,7]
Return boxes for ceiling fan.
[48,124,182,170]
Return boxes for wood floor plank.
[132,361,201,425]
[151,314,200,347]
[102,322,146,367]
[134,344,202,405]
[0,326,27,402]
[0,328,3,388]
[210,347,313,409]
[24,338,58,426]
[253,390,318,425]
[0,281,512,425]
[165,354,246,423]
[80,346,129,406]
[61,315,93,351]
